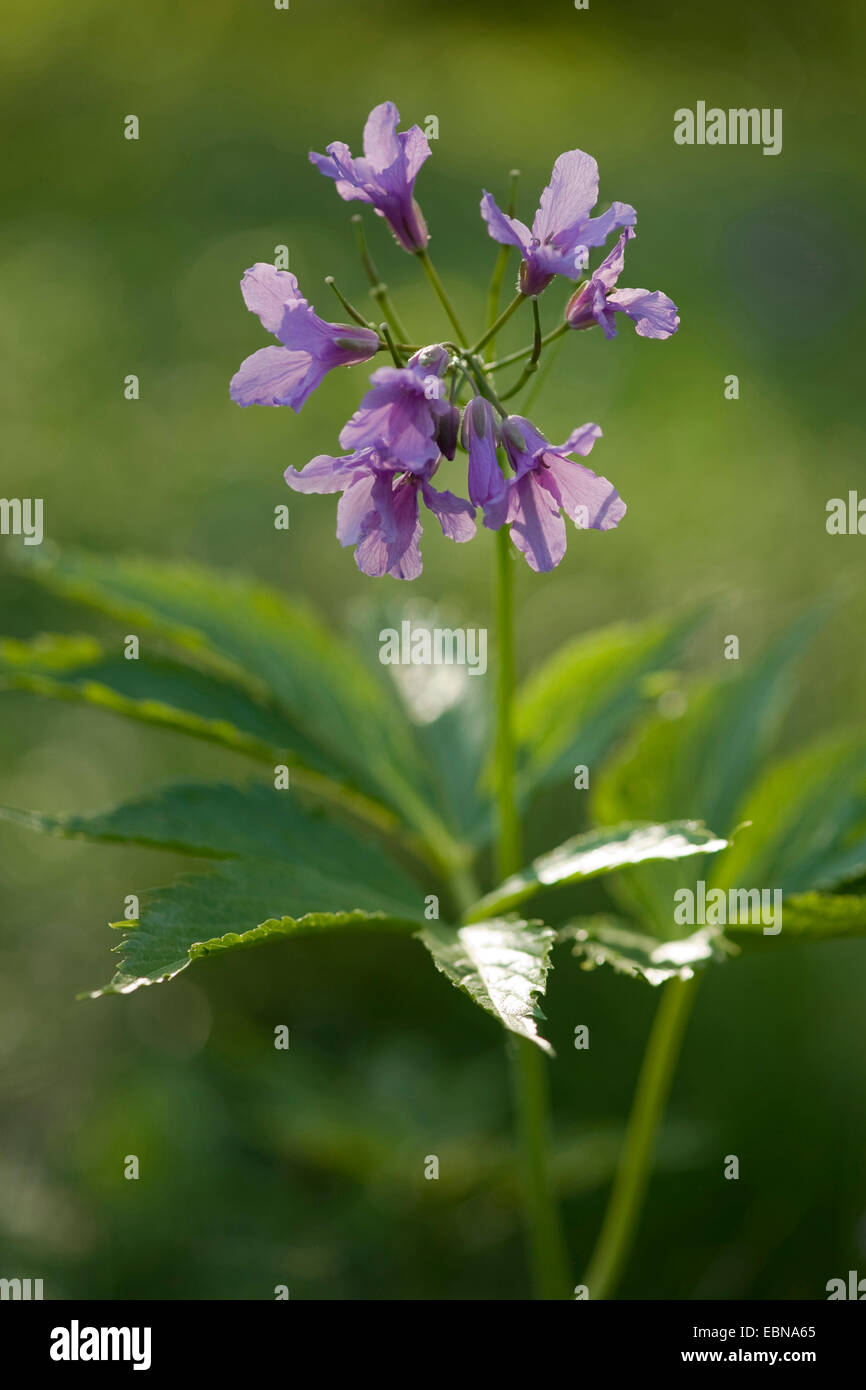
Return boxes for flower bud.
[501,416,528,457]
[435,402,460,461]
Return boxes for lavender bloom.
[230,263,379,411]
[461,396,507,510]
[481,150,636,297]
[310,101,431,254]
[339,345,453,469]
[566,229,679,339]
[285,447,475,580]
[484,416,625,573]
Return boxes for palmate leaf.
[0,781,428,995]
[13,549,459,858]
[710,734,866,894]
[353,601,704,851]
[0,634,347,779]
[464,821,728,923]
[593,613,824,935]
[103,860,424,997]
[418,919,557,1054]
[514,610,703,803]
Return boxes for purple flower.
[481,150,636,297]
[230,263,379,411]
[484,416,626,572]
[339,346,453,469]
[461,396,507,510]
[566,230,679,339]
[310,101,431,254]
[285,447,475,580]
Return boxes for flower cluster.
[231,101,679,577]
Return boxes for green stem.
[324,276,375,330]
[510,1035,572,1300]
[583,975,699,1299]
[501,298,542,400]
[494,526,519,883]
[472,292,525,355]
[416,248,468,346]
[351,215,411,342]
[494,525,570,1300]
[488,321,568,372]
[379,321,405,368]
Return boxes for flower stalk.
[582,975,699,1298]
[495,521,571,1300]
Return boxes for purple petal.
[337,473,380,547]
[240,263,305,335]
[339,370,439,466]
[230,346,320,410]
[532,150,599,245]
[578,200,637,249]
[420,482,476,543]
[480,192,533,254]
[608,287,680,339]
[508,473,568,573]
[594,227,634,288]
[285,450,371,496]
[402,125,432,183]
[547,456,626,531]
[553,422,603,457]
[278,300,378,364]
[363,101,401,169]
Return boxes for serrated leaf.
[561,915,737,984]
[97,855,427,996]
[418,918,556,1053]
[514,611,703,800]
[464,821,727,923]
[0,634,343,776]
[14,550,447,839]
[0,781,420,900]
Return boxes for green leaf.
[710,734,866,894]
[1,781,433,996]
[592,614,824,934]
[463,821,728,923]
[101,857,424,997]
[0,781,421,899]
[0,634,344,777]
[348,596,492,846]
[728,891,866,942]
[418,918,557,1053]
[15,549,438,831]
[561,916,737,985]
[514,611,702,800]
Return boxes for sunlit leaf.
[464,821,727,923]
[418,917,556,1053]
[560,915,736,985]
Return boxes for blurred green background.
[2,0,865,1299]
